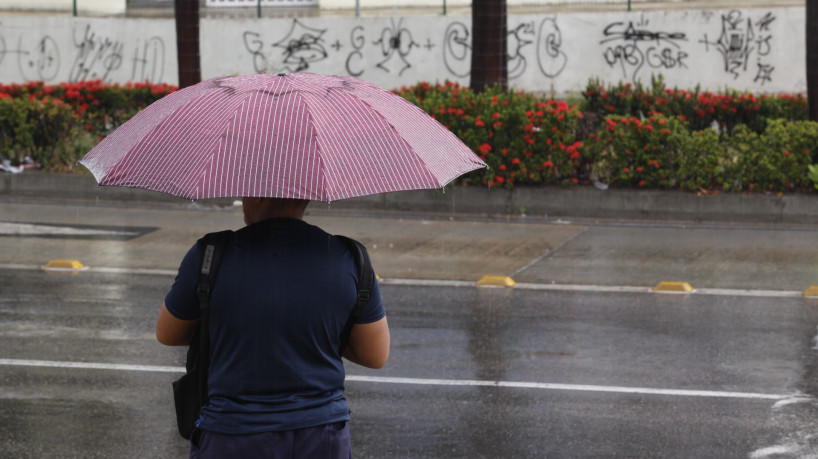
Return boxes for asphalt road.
[2,197,818,457]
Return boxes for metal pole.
[73,0,77,16]
[809,0,818,122]
[443,0,447,16]
[627,0,631,11]
[257,0,261,18]
[356,0,360,18]
[470,0,507,93]
[175,0,201,88]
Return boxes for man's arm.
[343,316,390,369]
[156,302,198,346]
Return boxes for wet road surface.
[2,199,818,457]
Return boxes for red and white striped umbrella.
[80,73,486,202]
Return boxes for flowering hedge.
[0,80,176,136]
[585,114,818,193]
[395,81,586,188]
[0,77,816,193]
[0,80,176,170]
[583,74,809,134]
[397,78,818,193]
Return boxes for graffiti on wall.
[0,33,60,81]
[0,9,802,95]
[537,18,567,79]
[700,10,776,84]
[440,17,568,80]
[0,21,165,83]
[600,14,689,82]
[244,18,426,77]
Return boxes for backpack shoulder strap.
[195,230,232,311]
[335,235,374,354]
[193,229,232,406]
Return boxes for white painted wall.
[315,0,649,10]
[0,16,174,83]
[0,7,806,96]
[0,0,125,15]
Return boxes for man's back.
[164,217,384,434]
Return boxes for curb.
[2,171,817,224]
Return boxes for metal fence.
[0,0,805,18]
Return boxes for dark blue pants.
[189,422,352,459]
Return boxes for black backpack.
[171,231,374,439]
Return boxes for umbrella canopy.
[79,73,486,202]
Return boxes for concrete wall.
[315,0,646,10]
[0,16,175,84]
[0,7,806,96]
[0,0,125,15]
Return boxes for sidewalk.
[2,170,817,225]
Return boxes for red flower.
[511,158,520,165]
[475,116,485,127]
[492,112,500,120]
[784,151,791,156]
[543,161,554,168]
[477,143,492,155]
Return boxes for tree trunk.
[175,0,201,89]
[470,0,508,93]
[808,0,818,121]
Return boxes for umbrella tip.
[277,73,286,77]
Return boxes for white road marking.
[0,358,790,401]
[0,264,807,298]
[0,358,182,373]
[345,375,787,400]
[749,444,801,458]
[0,222,138,237]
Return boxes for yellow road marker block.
[653,281,694,293]
[803,286,818,298]
[43,259,87,271]
[476,275,516,287]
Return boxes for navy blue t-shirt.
[164,218,385,434]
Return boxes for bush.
[395,81,585,188]
[0,98,33,160]
[582,75,809,135]
[0,77,815,195]
[0,80,176,138]
[585,113,687,189]
[0,97,79,168]
[730,120,818,193]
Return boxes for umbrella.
[79,73,486,202]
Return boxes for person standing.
[156,197,390,458]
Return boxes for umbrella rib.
[344,84,438,193]
[291,78,333,202]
